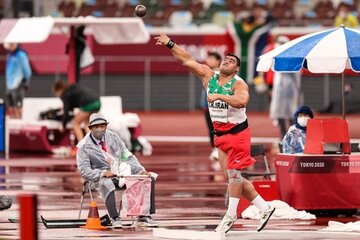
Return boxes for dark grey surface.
[0,74,359,112]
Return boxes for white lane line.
[153,228,225,240]
[144,136,360,144]
[144,136,280,143]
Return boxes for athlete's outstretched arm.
[154,32,213,85]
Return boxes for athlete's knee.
[227,169,243,183]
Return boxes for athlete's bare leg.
[241,178,259,201]
[72,111,91,142]
[218,149,228,180]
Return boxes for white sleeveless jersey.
[207,72,247,125]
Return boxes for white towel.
[322,221,360,232]
[241,200,316,220]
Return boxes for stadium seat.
[203,2,227,21]
[271,0,295,21]
[168,10,194,28]
[102,5,119,17]
[188,0,205,20]
[77,3,96,17]
[212,10,234,27]
[119,3,136,17]
[95,0,108,10]
[226,0,248,19]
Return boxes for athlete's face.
[220,56,239,75]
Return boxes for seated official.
[282,106,314,154]
[76,113,158,227]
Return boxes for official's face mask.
[298,116,310,127]
[92,130,105,140]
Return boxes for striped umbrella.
[256,25,360,119]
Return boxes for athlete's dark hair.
[207,51,222,61]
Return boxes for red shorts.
[214,127,255,170]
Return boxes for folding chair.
[242,144,275,179]
[78,180,125,219]
[78,175,151,220]
[278,142,283,153]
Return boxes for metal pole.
[55,58,61,81]
[68,26,76,84]
[342,72,345,120]
[5,115,9,160]
[144,59,151,111]
[99,58,106,96]
[324,74,330,110]
[33,0,41,17]
[188,73,196,111]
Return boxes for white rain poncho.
[270,72,301,120]
[76,130,145,200]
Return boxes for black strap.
[166,39,176,49]
[89,118,107,125]
[213,120,248,136]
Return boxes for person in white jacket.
[269,36,301,139]
[76,113,157,227]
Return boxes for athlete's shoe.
[215,214,237,233]
[257,207,275,232]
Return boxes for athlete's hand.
[154,32,170,46]
[207,94,221,103]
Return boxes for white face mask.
[298,116,310,127]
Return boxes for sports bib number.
[209,100,228,123]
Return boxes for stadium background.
[1,0,360,113]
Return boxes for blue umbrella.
[256,25,360,119]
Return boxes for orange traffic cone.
[81,201,107,230]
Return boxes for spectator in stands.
[52,80,101,144]
[200,52,222,165]
[76,112,158,227]
[232,3,275,80]
[268,36,301,139]
[241,3,273,33]
[4,43,32,118]
[334,1,359,28]
[282,105,314,154]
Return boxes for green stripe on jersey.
[207,74,237,95]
